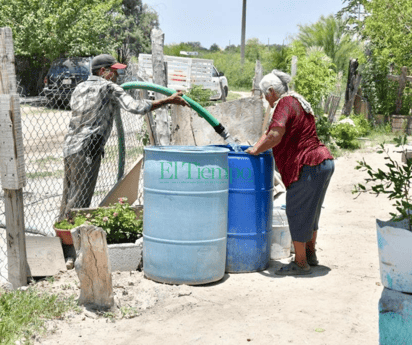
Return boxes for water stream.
[225,135,243,152]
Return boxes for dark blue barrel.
[143,146,229,285]
[215,145,274,272]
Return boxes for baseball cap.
[92,54,127,70]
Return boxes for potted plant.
[54,198,144,271]
[353,135,412,293]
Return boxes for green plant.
[350,113,371,137]
[54,198,143,244]
[315,114,334,145]
[353,135,412,231]
[185,85,213,107]
[291,48,337,110]
[0,287,78,344]
[330,122,361,149]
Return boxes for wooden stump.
[71,225,114,310]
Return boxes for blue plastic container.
[143,146,229,285]
[214,145,274,272]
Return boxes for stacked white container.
[271,206,292,260]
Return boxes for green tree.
[337,0,368,36]
[292,49,337,112]
[296,15,363,75]
[363,0,412,69]
[113,0,159,62]
[209,43,220,52]
[269,45,290,73]
[0,0,122,62]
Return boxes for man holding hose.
[59,54,188,221]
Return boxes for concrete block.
[379,287,412,345]
[108,239,142,272]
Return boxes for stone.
[379,287,412,344]
[71,225,114,310]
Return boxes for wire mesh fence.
[0,59,150,285]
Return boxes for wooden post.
[71,225,114,310]
[387,66,412,115]
[290,56,298,90]
[252,60,263,97]
[342,59,362,116]
[0,27,28,289]
[240,0,247,66]
[151,28,171,146]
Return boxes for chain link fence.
[1,60,150,284]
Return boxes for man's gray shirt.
[64,75,152,157]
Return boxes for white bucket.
[271,208,291,260]
[377,219,412,293]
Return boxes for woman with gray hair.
[246,70,334,276]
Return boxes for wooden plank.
[99,156,143,206]
[0,94,26,189]
[0,27,17,94]
[151,28,171,146]
[26,236,66,277]
[5,189,28,287]
[1,26,28,289]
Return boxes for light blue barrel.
[143,146,229,285]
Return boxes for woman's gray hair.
[259,69,292,96]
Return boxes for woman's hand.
[245,147,258,155]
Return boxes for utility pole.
[240,0,246,66]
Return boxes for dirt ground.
[32,142,397,345]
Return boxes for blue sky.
[143,0,347,49]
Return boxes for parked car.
[42,57,93,107]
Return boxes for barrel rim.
[144,145,230,154]
[210,144,273,155]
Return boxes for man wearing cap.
[58,54,188,221]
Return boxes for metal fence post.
[0,27,28,288]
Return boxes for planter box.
[108,237,143,272]
[379,287,412,345]
[61,205,144,272]
[377,219,412,293]
[391,115,412,134]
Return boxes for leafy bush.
[330,122,360,149]
[55,198,143,244]
[350,114,371,137]
[185,85,213,107]
[315,114,334,145]
[292,49,337,112]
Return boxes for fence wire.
[0,60,149,285]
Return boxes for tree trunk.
[71,225,114,310]
[342,59,361,116]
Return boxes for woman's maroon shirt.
[267,96,333,188]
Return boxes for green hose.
[121,82,221,128]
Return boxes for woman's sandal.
[275,261,312,276]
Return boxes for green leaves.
[0,0,122,62]
[292,48,337,109]
[354,136,412,230]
